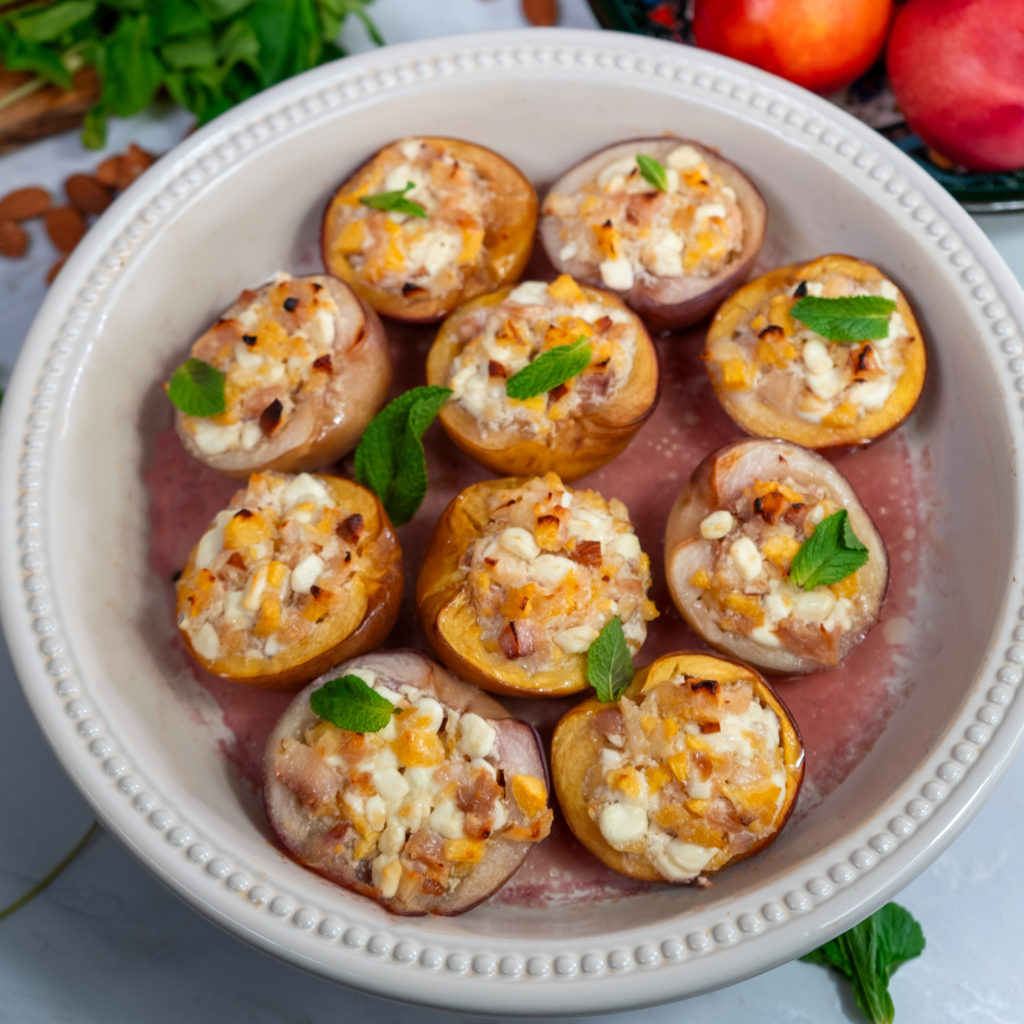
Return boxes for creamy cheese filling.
[329,138,492,297]
[180,273,341,456]
[690,478,863,663]
[709,274,910,426]
[177,472,369,662]
[588,674,788,882]
[543,144,743,290]
[447,275,638,435]
[467,473,658,671]
[274,671,551,901]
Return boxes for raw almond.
[45,206,87,253]
[522,0,558,26]
[119,143,156,189]
[0,187,51,222]
[0,220,28,258]
[66,174,112,215]
[47,256,66,285]
[95,155,123,189]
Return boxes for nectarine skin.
[693,0,893,96]
[887,0,1024,172]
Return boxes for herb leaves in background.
[309,675,398,733]
[636,153,668,192]
[791,294,897,343]
[354,385,452,527]
[359,181,427,219]
[506,335,592,401]
[802,902,925,1024]
[0,0,383,148]
[789,509,869,591]
[587,616,634,703]
[166,357,226,417]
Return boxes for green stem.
[0,74,48,113]
[0,821,101,922]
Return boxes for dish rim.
[2,27,1023,1016]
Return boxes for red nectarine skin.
[887,0,1024,172]
[693,0,893,95]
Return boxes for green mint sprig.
[802,902,925,1024]
[167,358,226,418]
[791,295,897,343]
[0,0,383,150]
[359,181,427,219]
[636,154,669,193]
[789,509,869,591]
[354,385,452,526]
[587,616,634,703]
[309,675,400,733]
[506,335,592,401]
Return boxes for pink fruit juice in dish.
[146,294,930,909]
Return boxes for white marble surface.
[2,4,1024,1021]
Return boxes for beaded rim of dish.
[8,31,1023,1010]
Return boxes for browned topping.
[793,280,808,298]
[65,174,112,215]
[0,220,28,258]
[569,539,603,566]
[227,551,246,570]
[549,382,569,402]
[402,282,427,296]
[259,399,283,436]
[45,206,86,253]
[692,679,719,696]
[700,721,722,734]
[232,509,254,522]
[595,316,613,333]
[758,324,785,342]
[0,187,51,222]
[488,360,508,378]
[312,354,333,374]
[594,706,624,738]
[242,334,257,346]
[754,490,788,525]
[312,282,323,292]
[337,513,364,543]
[283,296,299,312]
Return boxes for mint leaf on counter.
[791,295,896,343]
[310,675,399,733]
[587,616,634,703]
[802,902,925,1024]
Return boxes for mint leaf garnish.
[802,902,925,1024]
[505,335,592,401]
[309,675,400,733]
[587,616,634,703]
[354,385,452,526]
[359,181,427,219]
[791,295,897,343]
[636,153,669,193]
[167,358,226,417]
[789,509,869,591]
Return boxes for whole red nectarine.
[887,0,1024,172]
[692,0,893,95]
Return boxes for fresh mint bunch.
[0,0,383,148]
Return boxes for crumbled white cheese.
[282,473,332,509]
[290,553,324,594]
[193,622,220,660]
[371,854,401,897]
[729,537,762,582]
[412,697,444,733]
[554,625,601,654]
[240,423,262,450]
[880,280,899,302]
[792,588,836,623]
[656,840,717,880]
[499,527,540,561]
[607,533,641,561]
[529,554,576,586]
[751,625,783,649]
[429,800,466,840]
[802,339,833,376]
[666,145,703,170]
[598,802,647,848]
[193,420,241,455]
[457,713,496,759]
[508,281,550,305]
[599,256,635,291]
[560,241,579,261]
[700,510,735,540]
